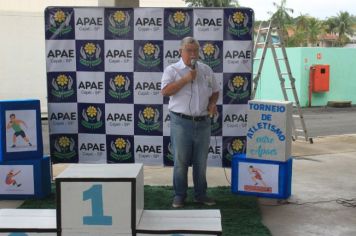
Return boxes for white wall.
[0,0,99,12]
[0,11,48,112]
[140,0,185,7]
[0,0,185,113]
[0,1,99,113]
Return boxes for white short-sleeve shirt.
[161,58,219,116]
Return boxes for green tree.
[324,11,354,46]
[323,17,338,34]
[295,14,310,31]
[268,0,294,44]
[335,11,354,45]
[184,0,239,7]
[308,18,323,46]
[289,14,311,46]
[287,15,324,47]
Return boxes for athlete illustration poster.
[238,162,279,194]
[5,110,37,152]
[0,165,35,195]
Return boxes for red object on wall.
[310,65,330,92]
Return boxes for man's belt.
[171,111,207,121]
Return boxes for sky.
[1,0,355,19]
[238,0,356,20]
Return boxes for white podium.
[55,164,144,236]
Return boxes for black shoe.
[172,196,185,208]
[29,143,32,146]
[17,184,22,187]
[194,196,216,206]
[11,144,16,148]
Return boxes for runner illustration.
[5,170,22,187]
[248,165,267,187]
[6,114,32,148]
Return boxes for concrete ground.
[261,135,356,236]
[1,132,356,235]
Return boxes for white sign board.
[246,100,292,161]
[0,165,34,195]
[237,162,279,194]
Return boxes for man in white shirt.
[161,37,219,208]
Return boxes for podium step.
[0,209,56,233]
[136,209,222,235]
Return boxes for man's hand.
[208,102,217,118]
[161,68,198,97]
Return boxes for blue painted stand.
[231,154,292,199]
[0,156,51,200]
[0,99,43,161]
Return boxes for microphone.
[191,59,197,70]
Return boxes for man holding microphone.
[161,37,220,208]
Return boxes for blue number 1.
[82,184,113,225]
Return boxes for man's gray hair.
[180,36,200,49]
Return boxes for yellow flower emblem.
[114,11,125,23]
[114,75,125,87]
[54,10,66,23]
[58,136,70,148]
[233,12,244,24]
[143,43,155,55]
[87,106,97,118]
[203,43,215,56]
[232,76,244,88]
[232,139,243,151]
[143,107,155,119]
[173,11,185,24]
[56,74,69,86]
[115,138,126,149]
[84,43,96,55]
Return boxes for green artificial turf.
[19,185,271,236]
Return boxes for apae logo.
[135,80,161,96]
[224,112,247,124]
[200,42,221,70]
[80,142,105,151]
[138,43,161,68]
[165,49,180,60]
[136,144,162,154]
[53,136,76,160]
[195,17,222,27]
[81,105,103,129]
[210,112,221,135]
[226,75,249,101]
[226,138,245,161]
[51,74,75,99]
[166,142,173,161]
[79,42,102,67]
[110,137,132,161]
[167,11,191,36]
[138,106,160,132]
[227,11,250,37]
[107,10,131,36]
[108,74,131,100]
[48,9,73,36]
[47,49,74,63]
[50,112,76,121]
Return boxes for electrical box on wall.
[310,65,330,92]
